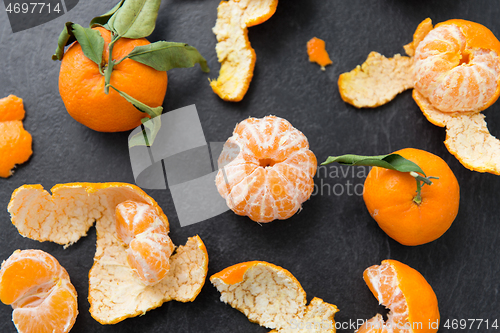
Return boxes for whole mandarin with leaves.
[363,148,460,246]
[59,26,167,132]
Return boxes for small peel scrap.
[338,52,414,108]
[210,0,278,102]
[414,90,500,174]
[210,261,338,332]
[0,95,32,178]
[7,182,209,324]
[307,37,333,70]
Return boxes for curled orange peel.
[7,182,209,324]
[210,0,278,102]
[0,95,32,178]
[210,261,338,332]
[339,18,500,175]
[338,52,413,108]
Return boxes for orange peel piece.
[210,261,338,332]
[403,18,433,57]
[338,52,414,108]
[0,249,78,333]
[7,183,209,324]
[414,90,500,174]
[0,95,32,178]
[307,37,333,70]
[210,0,278,102]
[357,259,439,333]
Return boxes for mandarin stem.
[104,34,120,94]
[410,172,438,205]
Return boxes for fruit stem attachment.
[104,33,120,94]
[410,171,438,205]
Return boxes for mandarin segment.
[338,52,414,108]
[215,116,317,222]
[0,95,32,178]
[210,0,278,101]
[8,182,209,324]
[210,261,338,332]
[413,20,500,112]
[358,260,439,333]
[115,200,174,285]
[0,250,78,333]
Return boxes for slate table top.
[1,0,499,332]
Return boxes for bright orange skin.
[363,148,459,246]
[59,27,168,132]
[360,260,440,333]
[211,261,261,285]
[307,37,332,68]
[0,95,32,178]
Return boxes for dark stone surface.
[0,0,499,332]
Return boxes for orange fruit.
[357,259,439,333]
[8,182,209,324]
[363,148,459,246]
[0,95,32,178]
[307,37,333,70]
[115,200,175,285]
[215,115,317,222]
[413,19,500,112]
[59,26,168,132]
[210,261,338,332]
[210,0,278,102]
[0,249,78,333]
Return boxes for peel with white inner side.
[211,261,338,332]
[8,183,209,324]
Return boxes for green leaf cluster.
[52,0,210,146]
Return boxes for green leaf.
[128,116,162,147]
[89,0,125,28]
[71,24,105,66]
[108,0,161,39]
[107,84,163,118]
[125,41,210,72]
[52,22,76,61]
[321,153,426,176]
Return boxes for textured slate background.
[1,0,500,332]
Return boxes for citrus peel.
[307,37,333,70]
[210,0,278,102]
[7,182,208,324]
[210,261,338,332]
[0,249,78,333]
[414,90,500,174]
[339,18,500,175]
[0,95,32,178]
[338,52,414,108]
[357,259,439,333]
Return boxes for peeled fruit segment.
[0,95,32,178]
[357,259,439,333]
[0,249,78,333]
[211,261,338,332]
[215,116,317,222]
[8,182,209,324]
[413,20,500,112]
[115,200,175,285]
